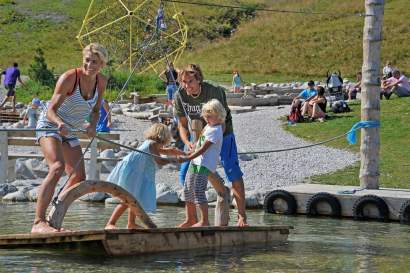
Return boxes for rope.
[163,0,370,17]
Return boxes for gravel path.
[109,106,358,193]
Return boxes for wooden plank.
[8,153,122,162]
[0,132,8,183]
[7,131,120,140]
[8,137,119,149]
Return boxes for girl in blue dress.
[105,123,186,229]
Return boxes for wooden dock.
[264,184,410,223]
[0,111,20,123]
[0,226,291,256]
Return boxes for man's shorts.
[5,84,15,97]
[179,132,244,184]
[166,83,177,100]
[36,126,80,147]
[220,133,243,182]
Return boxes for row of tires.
[263,190,410,224]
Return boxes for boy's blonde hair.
[201,99,226,123]
[83,43,109,65]
[144,123,171,145]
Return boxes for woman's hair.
[83,43,109,65]
[317,86,325,96]
[178,64,204,84]
[201,99,226,123]
[144,123,171,145]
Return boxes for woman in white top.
[32,43,108,233]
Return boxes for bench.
[0,130,122,183]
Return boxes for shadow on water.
[2,202,410,272]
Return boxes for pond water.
[1,202,410,272]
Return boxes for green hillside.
[1,0,409,83]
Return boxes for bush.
[28,48,56,88]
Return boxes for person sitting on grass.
[301,86,327,122]
[381,69,410,99]
[178,99,226,227]
[105,123,187,230]
[347,72,362,100]
[293,80,317,103]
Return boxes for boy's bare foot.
[127,223,142,230]
[31,221,59,233]
[191,221,209,227]
[177,220,197,228]
[237,217,249,227]
[105,224,117,230]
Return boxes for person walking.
[0,62,26,112]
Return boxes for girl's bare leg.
[127,209,141,229]
[105,203,127,229]
[178,202,198,227]
[312,103,325,119]
[192,203,209,227]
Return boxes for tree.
[28,48,55,88]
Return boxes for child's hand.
[173,149,186,156]
[176,155,190,163]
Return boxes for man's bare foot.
[237,217,249,227]
[127,223,142,230]
[58,227,72,232]
[31,221,59,233]
[191,221,209,227]
[105,224,117,230]
[177,220,197,228]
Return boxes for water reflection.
[1,202,410,272]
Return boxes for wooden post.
[88,138,99,180]
[0,132,7,183]
[360,0,384,189]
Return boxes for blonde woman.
[179,99,226,227]
[105,123,186,230]
[32,43,108,233]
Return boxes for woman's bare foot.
[177,220,197,228]
[191,221,209,227]
[127,223,142,230]
[105,224,117,230]
[58,227,72,232]
[31,221,59,233]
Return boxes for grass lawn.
[285,97,410,189]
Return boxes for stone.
[115,150,129,158]
[26,158,49,178]
[111,107,123,115]
[156,183,171,195]
[206,189,218,203]
[3,188,30,202]
[27,187,39,202]
[105,197,121,204]
[156,190,179,204]
[0,184,18,198]
[79,192,109,202]
[15,160,36,180]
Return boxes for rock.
[206,189,218,203]
[15,159,36,180]
[27,187,39,202]
[232,190,263,209]
[156,183,171,195]
[25,158,49,178]
[111,107,123,115]
[11,122,24,128]
[130,141,139,148]
[115,150,129,158]
[105,197,121,204]
[0,184,18,198]
[15,102,25,109]
[79,192,109,202]
[3,188,29,202]
[156,190,179,204]
[100,149,117,173]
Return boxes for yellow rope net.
[77,0,188,73]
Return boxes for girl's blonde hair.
[178,64,204,84]
[144,123,171,145]
[201,99,226,123]
[83,43,109,65]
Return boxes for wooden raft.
[0,226,291,256]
